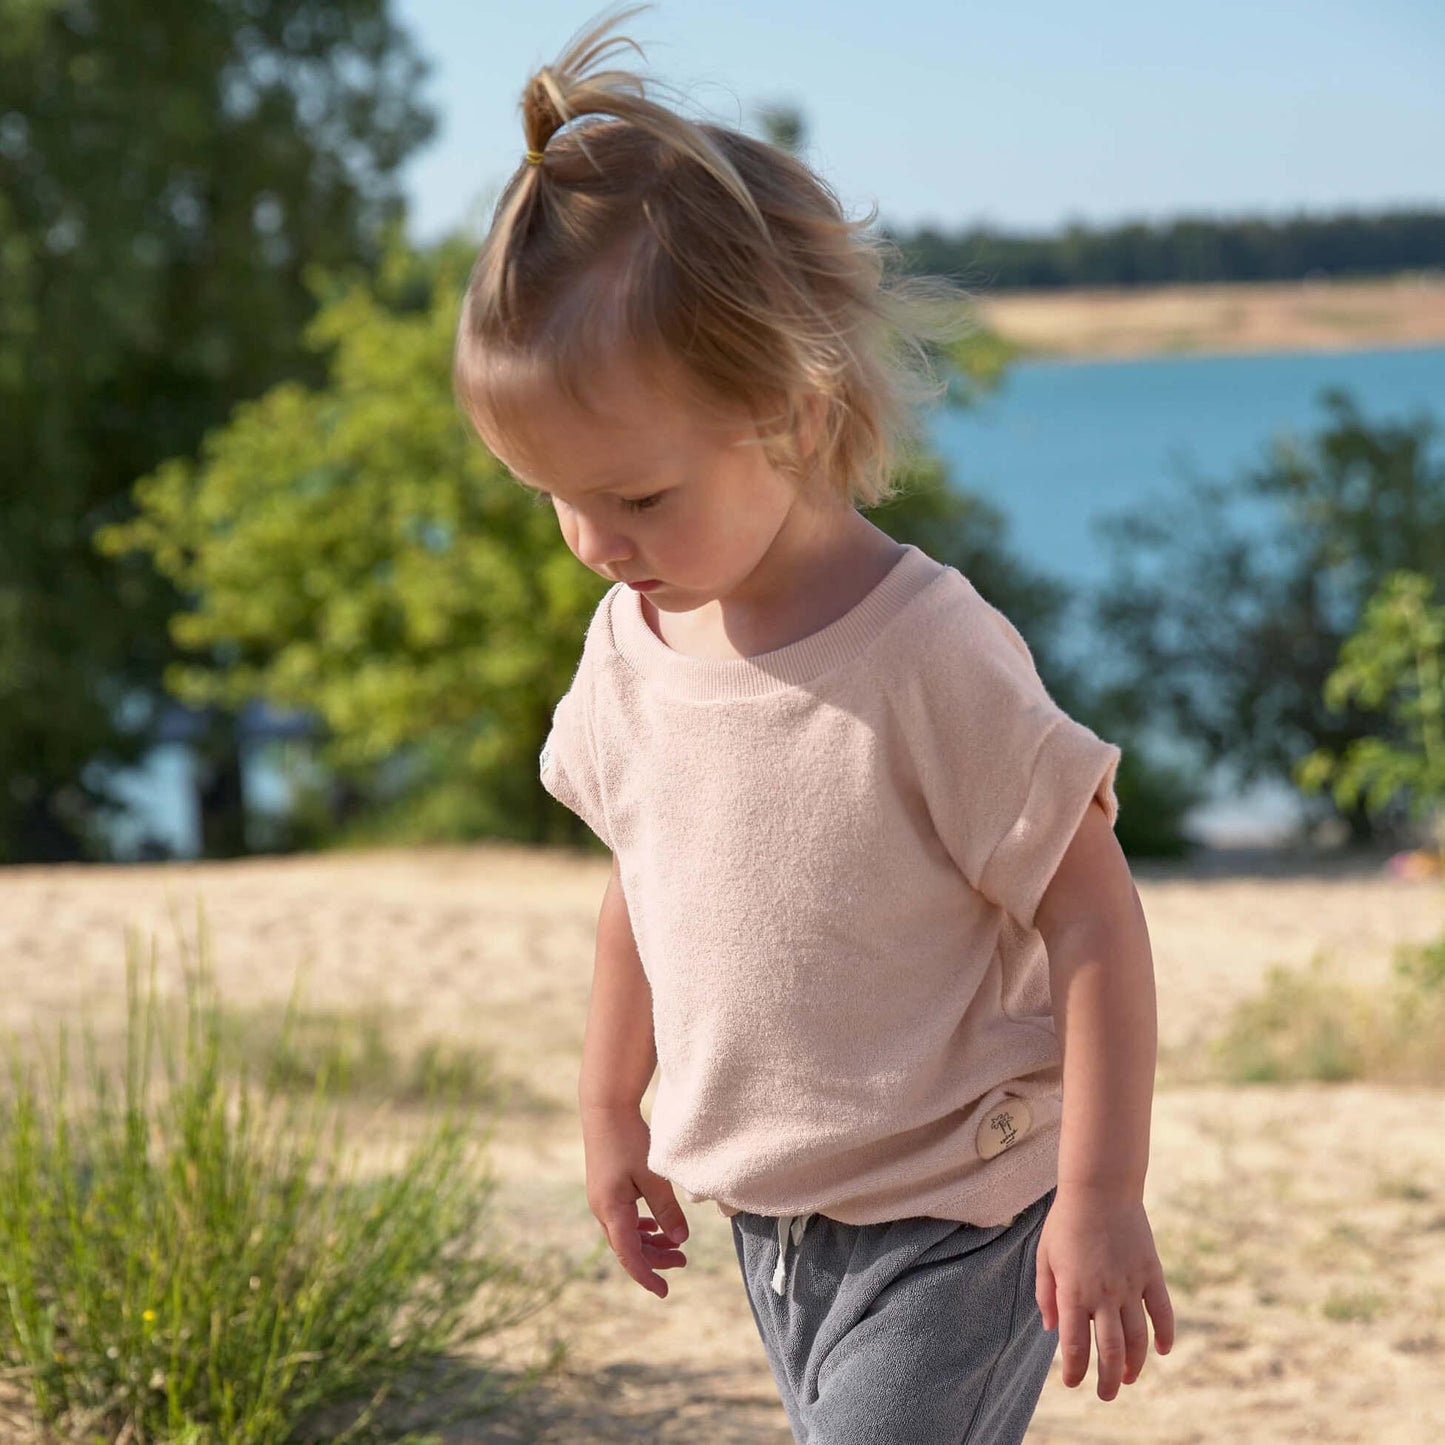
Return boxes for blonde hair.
[453,2,977,510]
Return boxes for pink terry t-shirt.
[540,541,1122,1227]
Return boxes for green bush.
[1206,932,1445,1086]
[1392,931,1445,996]
[0,924,568,1444]
[1209,952,1375,1083]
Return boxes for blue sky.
[392,0,1444,246]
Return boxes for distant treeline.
[880,207,1445,290]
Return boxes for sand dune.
[1,842,1442,1442]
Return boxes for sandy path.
[1,843,1442,1441]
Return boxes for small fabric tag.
[976,1096,1033,1160]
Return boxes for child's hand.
[1034,1184,1175,1400]
[580,1102,691,1299]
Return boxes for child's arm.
[578,853,691,1298]
[1032,796,1176,1399]
[579,853,659,1111]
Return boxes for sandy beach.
[972,271,1445,361]
[2,841,1442,1442]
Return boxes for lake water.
[924,342,1445,845]
[928,342,1445,629]
[107,343,1445,858]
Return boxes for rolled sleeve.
[975,713,1121,932]
[905,591,1122,933]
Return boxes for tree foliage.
[0,0,434,860]
[1091,389,1445,843]
[100,242,611,847]
[1295,570,1445,859]
[884,207,1445,289]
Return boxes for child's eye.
[624,493,663,513]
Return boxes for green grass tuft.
[0,916,571,1444]
[215,999,549,1114]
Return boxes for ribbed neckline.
[608,542,947,701]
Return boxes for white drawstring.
[770,1212,814,1296]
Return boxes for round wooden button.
[976,1096,1033,1160]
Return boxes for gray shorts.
[730,1185,1058,1445]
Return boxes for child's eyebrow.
[506,467,659,496]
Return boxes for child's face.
[480,350,821,614]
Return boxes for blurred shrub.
[98,240,610,850]
[1296,569,1445,863]
[1197,932,1445,1086]
[1094,389,1445,846]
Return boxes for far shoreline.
[968,271,1445,362]
[999,335,1445,369]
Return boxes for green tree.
[1295,570,1445,863]
[1091,388,1445,844]
[881,207,1445,290]
[0,0,434,861]
[101,242,612,849]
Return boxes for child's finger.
[1058,1302,1092,1388]
[1092,1308,1127,1400]
[635,1216,686,1263]
[601,1200,669,1297]
[1034,1247,1058,1332]
[636,1216,682,1243]
[1144,1271,1176,1353]
[641,1183,689,1245]
[1119,1297,1150,1383]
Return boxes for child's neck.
[645,514,906,662]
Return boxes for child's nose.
[571,515,634,573]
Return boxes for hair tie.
[524,148,547,166]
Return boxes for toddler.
[453,7,1175,1440]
